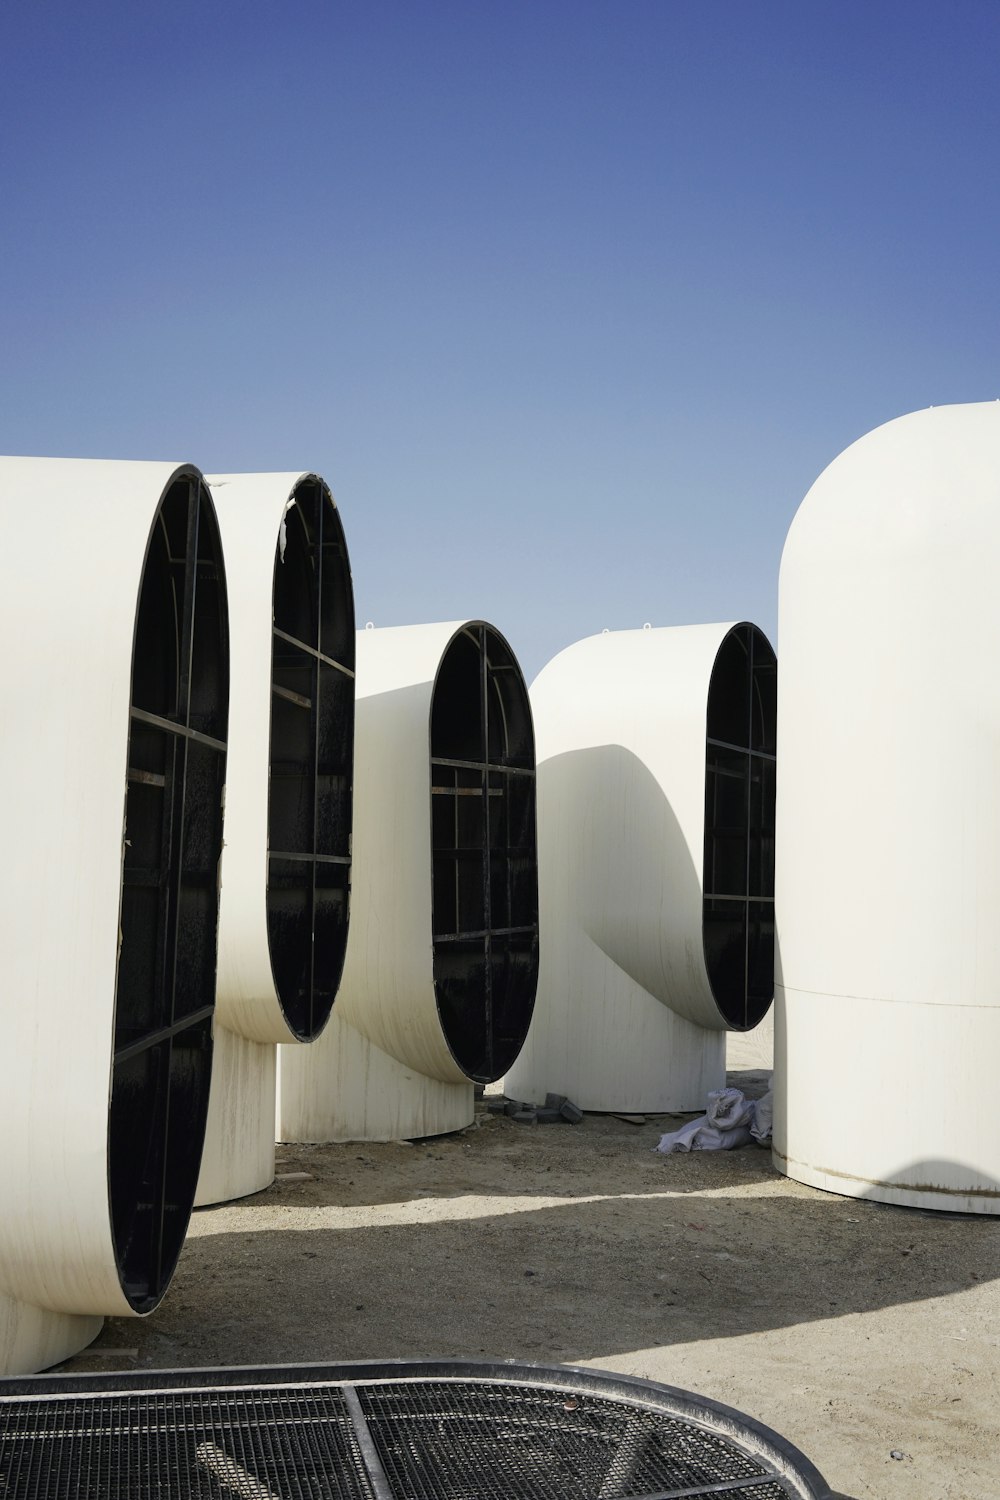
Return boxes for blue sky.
[2,1,997,679]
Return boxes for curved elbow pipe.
[195,472,355,1205]
[506,621,775,1113]
[278,620,539,1141]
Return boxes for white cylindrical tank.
[195,473,354,1206]
[0,457,229,1374]
[278,621,539,1141]
[775,401,1000,1214]
[505,623,776,1113]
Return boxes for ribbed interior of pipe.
[111,473,229,1312]
[702,623,777,1029]
[429,623,539,1083]
[267,479,355,1040]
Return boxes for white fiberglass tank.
[775,401,1000,1214]
[505,623,776,1113]
[0,458,228,1374]
[278,621,539,1141]
[194,474,354,1206]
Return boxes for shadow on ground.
[78,1103,1000,1377]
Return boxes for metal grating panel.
[704,1491,788,1500]
[0,1387,374,1500]
[358,1381,770,1499]
[0,1363,836,1500]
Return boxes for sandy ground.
[59,1021,1000,1500]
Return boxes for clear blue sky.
[2,1,997,679]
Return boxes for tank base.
[195,1027,276,1207]
[278,1012,474,1142]
[0,1293,103,1377]
[774,984,1000,1216]
[772,1145,1000,1215]
[505,934,727,1113]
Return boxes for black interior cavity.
[267,479,354,1040]
[702,623,776,1029]
[111,471,228,1313]
[430,624,539,1083]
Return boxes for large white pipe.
[0,457,228,1373]
[775,401,1000,1214]
[194,474,354,1206]
[278,621,539,1141]
[505,623,775,1113]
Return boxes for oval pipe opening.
[702,622,776,1030]
[110,472,229,1313]
[267,479,355,1041]
[430,623,539,1082]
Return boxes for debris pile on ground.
[485,1091,584,1124]
[655,1086,772,1153]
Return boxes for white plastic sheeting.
[775,401,1000,1214]
[505,623,775,1113]
[656,1088,772,1153]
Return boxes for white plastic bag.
[655,1086,771,1154]
[750,1089,773,1143]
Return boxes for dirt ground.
[60,1025,1000,1500]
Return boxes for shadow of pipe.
[100,1150,1000,1373]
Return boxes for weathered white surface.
[195,472,350,1206]
[278,623,486,1142]
[0,1297,102,1380]
[506,624,758,1113]
[774,401,1000,1213]
[276,1012,471,1143]
[205,474,317,1047]
[196,1032,277,1206]
[0,456,204,1372]
[727,1008,774,1071]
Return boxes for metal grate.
[0,1387,373,1500]
[0,1362,836,1500]
[358,1381,780,1500]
